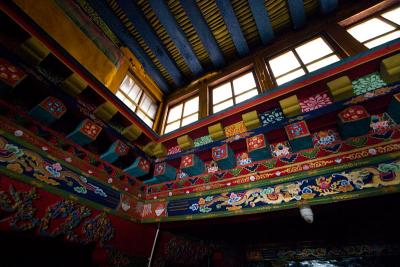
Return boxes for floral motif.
[6,163,23,174]
[224,121,247,137]
[167,145,181,155]
[246,134,266,152]
[4,144,24,157]
[352,72,387,96]
[0,58,26,87]
[285,121,310,140]
[339,106,369,122]
[194,135,213,147]
[39,97,66,119]
[299,92,332,112]
[80,119,102,139]
[259,108,285,126]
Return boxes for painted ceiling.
[82,0,338,94]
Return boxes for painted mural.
[0,135,121,209]
[159,159,400,220]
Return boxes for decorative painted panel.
[312,129,340,146]
[285,121,310,140]
[80,119,102,139]
[0,58,26,87]
[164,160,400,219]
[370,113,395,133]
[224,121,247,137]
[299,92,332,113]
[259,108,285,127]
[167,145,181,155]
[0,135,120,209]
[352,72,387,96]
[339,106,370,123]
[39,96,67,119]
[193,135,213,147]
[246,134,267,152]
[270,142,291,157]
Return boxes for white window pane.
[364,31,400,48]
[128,85,142,104]
[382,7,400,26]
[139,94,153,113]
[147,104,158,119]
[183,97,199,116]
[276,69,306,85]
[213,82,232,104]
[182,113,198,126]
[235,89,258,104]
[165,121,180,133]
[232,72,256,95]
[347,18,395,43]
[306,55,340,72]
[120,75,135,94]
[295,38,333,64]
[167,104,183,123]
[137,110,153,128]
[269,51,301,77]
[116,91,125,101]
[213,99,234,113]
[127,102,136,111]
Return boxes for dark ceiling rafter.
[286,0,307,29]
[319,0,338,14]
[85,0,170,93]
[179,0,225,68]
[216,0,250,57]
[148,0,203,76]
[116,0,185,87]
[248,0,275,45]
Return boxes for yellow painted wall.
[14,0,118,88]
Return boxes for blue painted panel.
[319,0,338,14]
[180,0,225,68]
[0,136,121,209]
[248,0,274,44]
[286,0,306,29]
[216,0,249,56]
[117,0,184,87]
[149,0,203,76]
[85,0,170,93]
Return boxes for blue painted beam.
[85,0,170,93]
[179,0,225,68]
[286,0,306,30]
[148,0,203,76]
[319,0,338,14]
[216,0,249,57]
[117,0,184,87]
[248,0,274,45]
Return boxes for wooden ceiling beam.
[179,0,225,68]
[216,0,250,57]
[248,0,275,45]
[85,0,170,93]
[117,0,185,87]
[286,0,306,30]
[319,0,338,14]
[148,0,203,76]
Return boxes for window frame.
[163,95,200,134]
[116,72,158,128]
[265,35,341,86]
[210,70,260,114]
[345,6,400,49]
